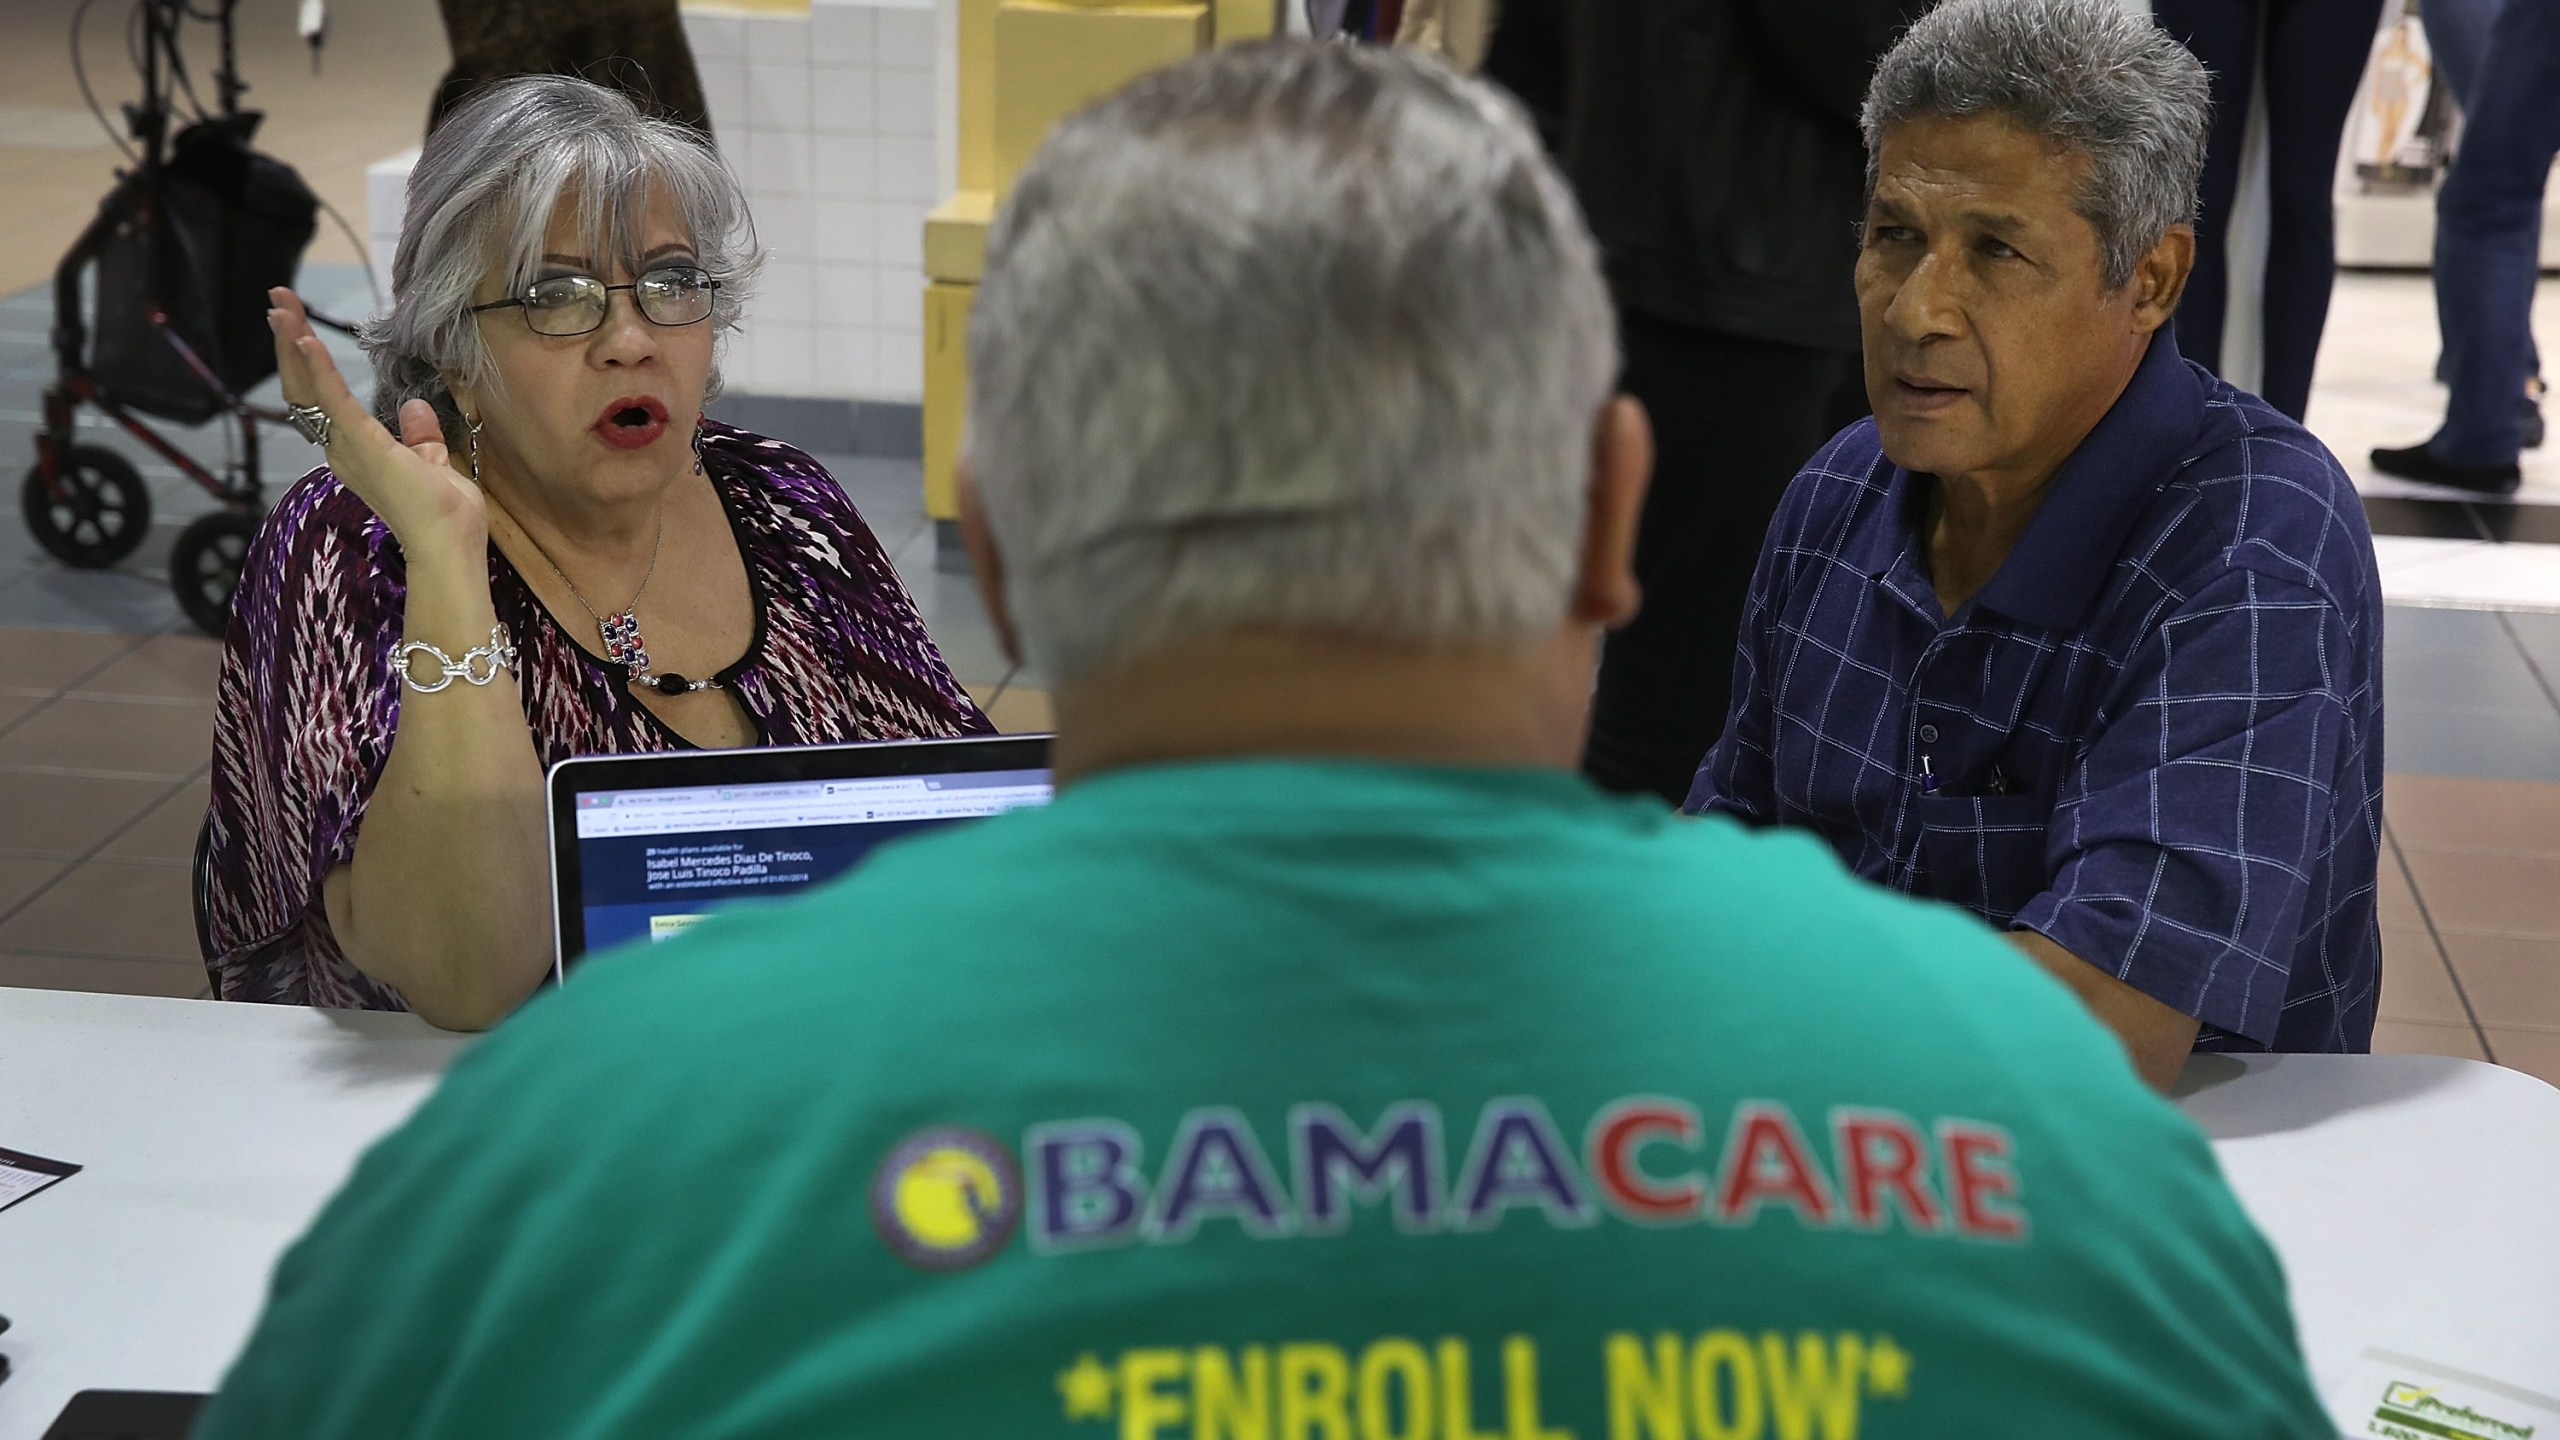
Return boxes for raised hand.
[268,287,486,559]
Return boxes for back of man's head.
[965,40,1619,686]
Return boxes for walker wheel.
[170,508,260,637]
[21,446,152,568]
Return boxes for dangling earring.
[690,423,706,477]
[466,416,485,485]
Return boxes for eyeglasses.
[469,266,723,337]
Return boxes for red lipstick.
[594,395,670,451]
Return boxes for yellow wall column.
[921,0,1277,524]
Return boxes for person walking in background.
[2373,0,2560,489]
[1483,0,1919,807]
[2150,0,2388,421]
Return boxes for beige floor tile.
[2378,927,2471,1025]
[0,697,212,780]
[987,686,1053,735]
[0,854,68,914]
[0,770,174,854]
[0,693,40,732]
[2378,850,2423,929]
[2399,848,2560,938]
[0,951,207,1000]
[0,858,201,962]
[2370,1018,2489,1061]
[75,634,226,702]
[98,783,212,864]
[2386,775,2560,856]
[0,627,134,692]
[2436,931,2560,1031]
[2481,1027,2560,1091]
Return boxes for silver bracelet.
[395,624,519,694]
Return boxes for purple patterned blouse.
[203,422,991,1010]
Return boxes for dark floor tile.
[2436,930,2560,1030]
[0,950,207,999]
[0,565,184,634]
[0,624,135,689]
[2386,705,2560,781]
[2505,611,2560,680]
[2378,846,2423,929]
[2361,495,2488,542]
[0,769,171,853]
[2379,926,2471,1025]
[2386,604,2526,656]
[2401,847,2560,937]
[2385,646,2560,717]
[2371,1017,2489,1061]
[2385,775,2560,855]
[97,781,209,864]
[2480,1026,2560,1089]
[0,857,200,961]
[0,853,67,913]
[76,632,223,701]
[986,685,1052,735]
[0,695,210,779]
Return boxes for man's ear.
[955,460,1024,669]
[2131,223,2196,335]
[1571,395,1652,630]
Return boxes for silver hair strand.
[1861,0,2212,289]
[965,40,1619,685]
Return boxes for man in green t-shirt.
[199,35,2335,1440]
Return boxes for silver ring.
[287,402,332,448]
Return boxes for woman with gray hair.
[201,76,988,1028]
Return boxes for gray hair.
[1861,0,2211,289]
[362,76,760,434]
[965,40,1618,685]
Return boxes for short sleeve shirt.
[1688,333,2384,1052]
[202,422,991,1010]
[198,762,2330,1438]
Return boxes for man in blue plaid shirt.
[1687,0,2384,1090]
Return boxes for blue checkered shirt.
[1687,335,2383,1052]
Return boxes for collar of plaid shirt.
[1842,326,2225,627]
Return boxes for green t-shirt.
[201,761,2332,1439]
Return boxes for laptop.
[547,734,1053,975]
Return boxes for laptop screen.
[564,764,1052,956]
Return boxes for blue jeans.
[2430,0,2560,464]
[2423,0,2543,385]
[2153,0,2388,420]
[2426,0,2500,110]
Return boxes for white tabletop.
[0,988,468,1438]
[2,989,2557,1437]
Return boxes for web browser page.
[571,768,1051,954]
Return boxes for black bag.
[90,113,319,424]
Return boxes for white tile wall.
[363,6,937,406]
[684,0,944,404]
[364,149,419,291]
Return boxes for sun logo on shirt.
[871,1126,1021,1271]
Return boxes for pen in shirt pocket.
[1921,759,2012,797]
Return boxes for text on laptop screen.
[570,768,1050,953]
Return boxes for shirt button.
[1919,723,1940,744]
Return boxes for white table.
[2,990,2556,1437]
[0,989,467,1438]
[2174,1051,2560,1412]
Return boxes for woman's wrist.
[399,542,502,649]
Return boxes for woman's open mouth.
[593,396,670,450]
